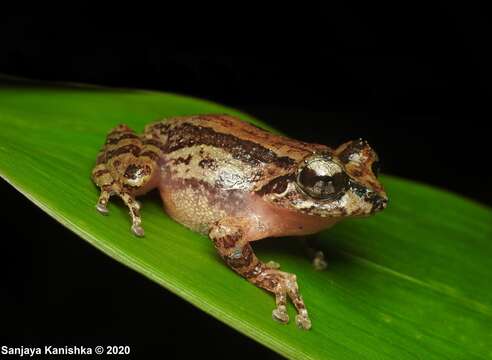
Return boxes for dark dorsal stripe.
[159,122,295,169]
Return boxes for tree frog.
[91,114,387,330]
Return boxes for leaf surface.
[1,79,491,359]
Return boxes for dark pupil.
[371,161,381,177]
[299,168,348,198]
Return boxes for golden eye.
[296,157,349,199]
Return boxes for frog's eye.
[297,157,349,199]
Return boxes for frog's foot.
[301,236,328,271]
[272,291,289,323]
[119,191,144,237]
[312,250,328,271]
[210,218,311,330]
[94,183,144,237]
[255,269,312,330]
[96,186,111,215]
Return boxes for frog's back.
[144,114,329,164]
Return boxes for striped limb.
[209,217,312,330]
[91,124,161,237]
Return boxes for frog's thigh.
[209,217,312,330]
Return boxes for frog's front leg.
[209,218,312,330]
[91,124,162,236]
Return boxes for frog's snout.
[368,192,388,213]
[373,197,388,212]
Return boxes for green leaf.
[1,78,491,359]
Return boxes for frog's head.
[260,139,387,218]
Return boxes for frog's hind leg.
[209,217,312,330]
[91,124,161,237]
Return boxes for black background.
[1,7,491,359]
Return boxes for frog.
[91,114,388,330]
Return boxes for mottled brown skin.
[91,114,388,330]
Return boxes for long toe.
[312,251,328,271]
[272,306,289,324]
[96,203,109,215]
[131,224,145,237]
[295,311,312,330]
